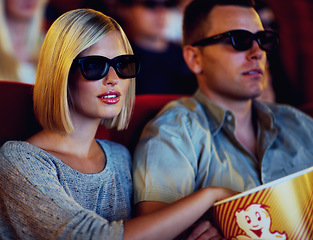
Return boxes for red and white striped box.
[212,167,313,239]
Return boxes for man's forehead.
[205,5,263,35]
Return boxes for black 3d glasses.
[73,54,140,80]
[192,30,279,53]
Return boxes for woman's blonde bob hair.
[33,9,136,134]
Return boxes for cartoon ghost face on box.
[235,203,287,239]
[235,204,271,238]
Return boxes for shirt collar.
[194,89,276,134]
[194,90,231,135]
[252,100,276,131]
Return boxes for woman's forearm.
[123,187,234,240]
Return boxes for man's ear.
[183,45,203,74]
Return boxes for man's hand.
[185,219,225,240]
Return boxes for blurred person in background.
[45,0,83,26]
[163,0,192,44]
[254,0,276,103]
[81,0,117,18]
[255,0,301,106]
[0,0,47,83]
[117,0,197,95]
[46,0,118,24]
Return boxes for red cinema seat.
[0,81,185,153]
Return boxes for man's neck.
[232,101,257,157]
[205,91,257,156]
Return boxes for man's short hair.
[182,0,256,46]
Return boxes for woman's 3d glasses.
[192,30,279,53]
[73,54,141,80]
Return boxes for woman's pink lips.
[97,91,121,104]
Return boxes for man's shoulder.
[157,96,204,119]
[262,101,313,126]
[143,96,211,132]
[264,102,310,117]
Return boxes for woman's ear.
[183,45,203,74]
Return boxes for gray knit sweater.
[0,139,132,240]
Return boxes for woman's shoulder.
[0,141,53,177]
[0,141,39,157]
[0,140,60,170]
[96,138,129,152]
[96,139,131,164]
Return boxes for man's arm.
[132,102,226,239]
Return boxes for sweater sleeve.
[0,141,124,240]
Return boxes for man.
[133,0,313,238]
[117,0,197,95]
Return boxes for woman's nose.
[103,66,119,86]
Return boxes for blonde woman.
[0,0,47,83]
[0,9,234,240]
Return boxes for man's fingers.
[186,220,222,240]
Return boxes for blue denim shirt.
[133,90,313,204]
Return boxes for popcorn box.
[211,167,313,239]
